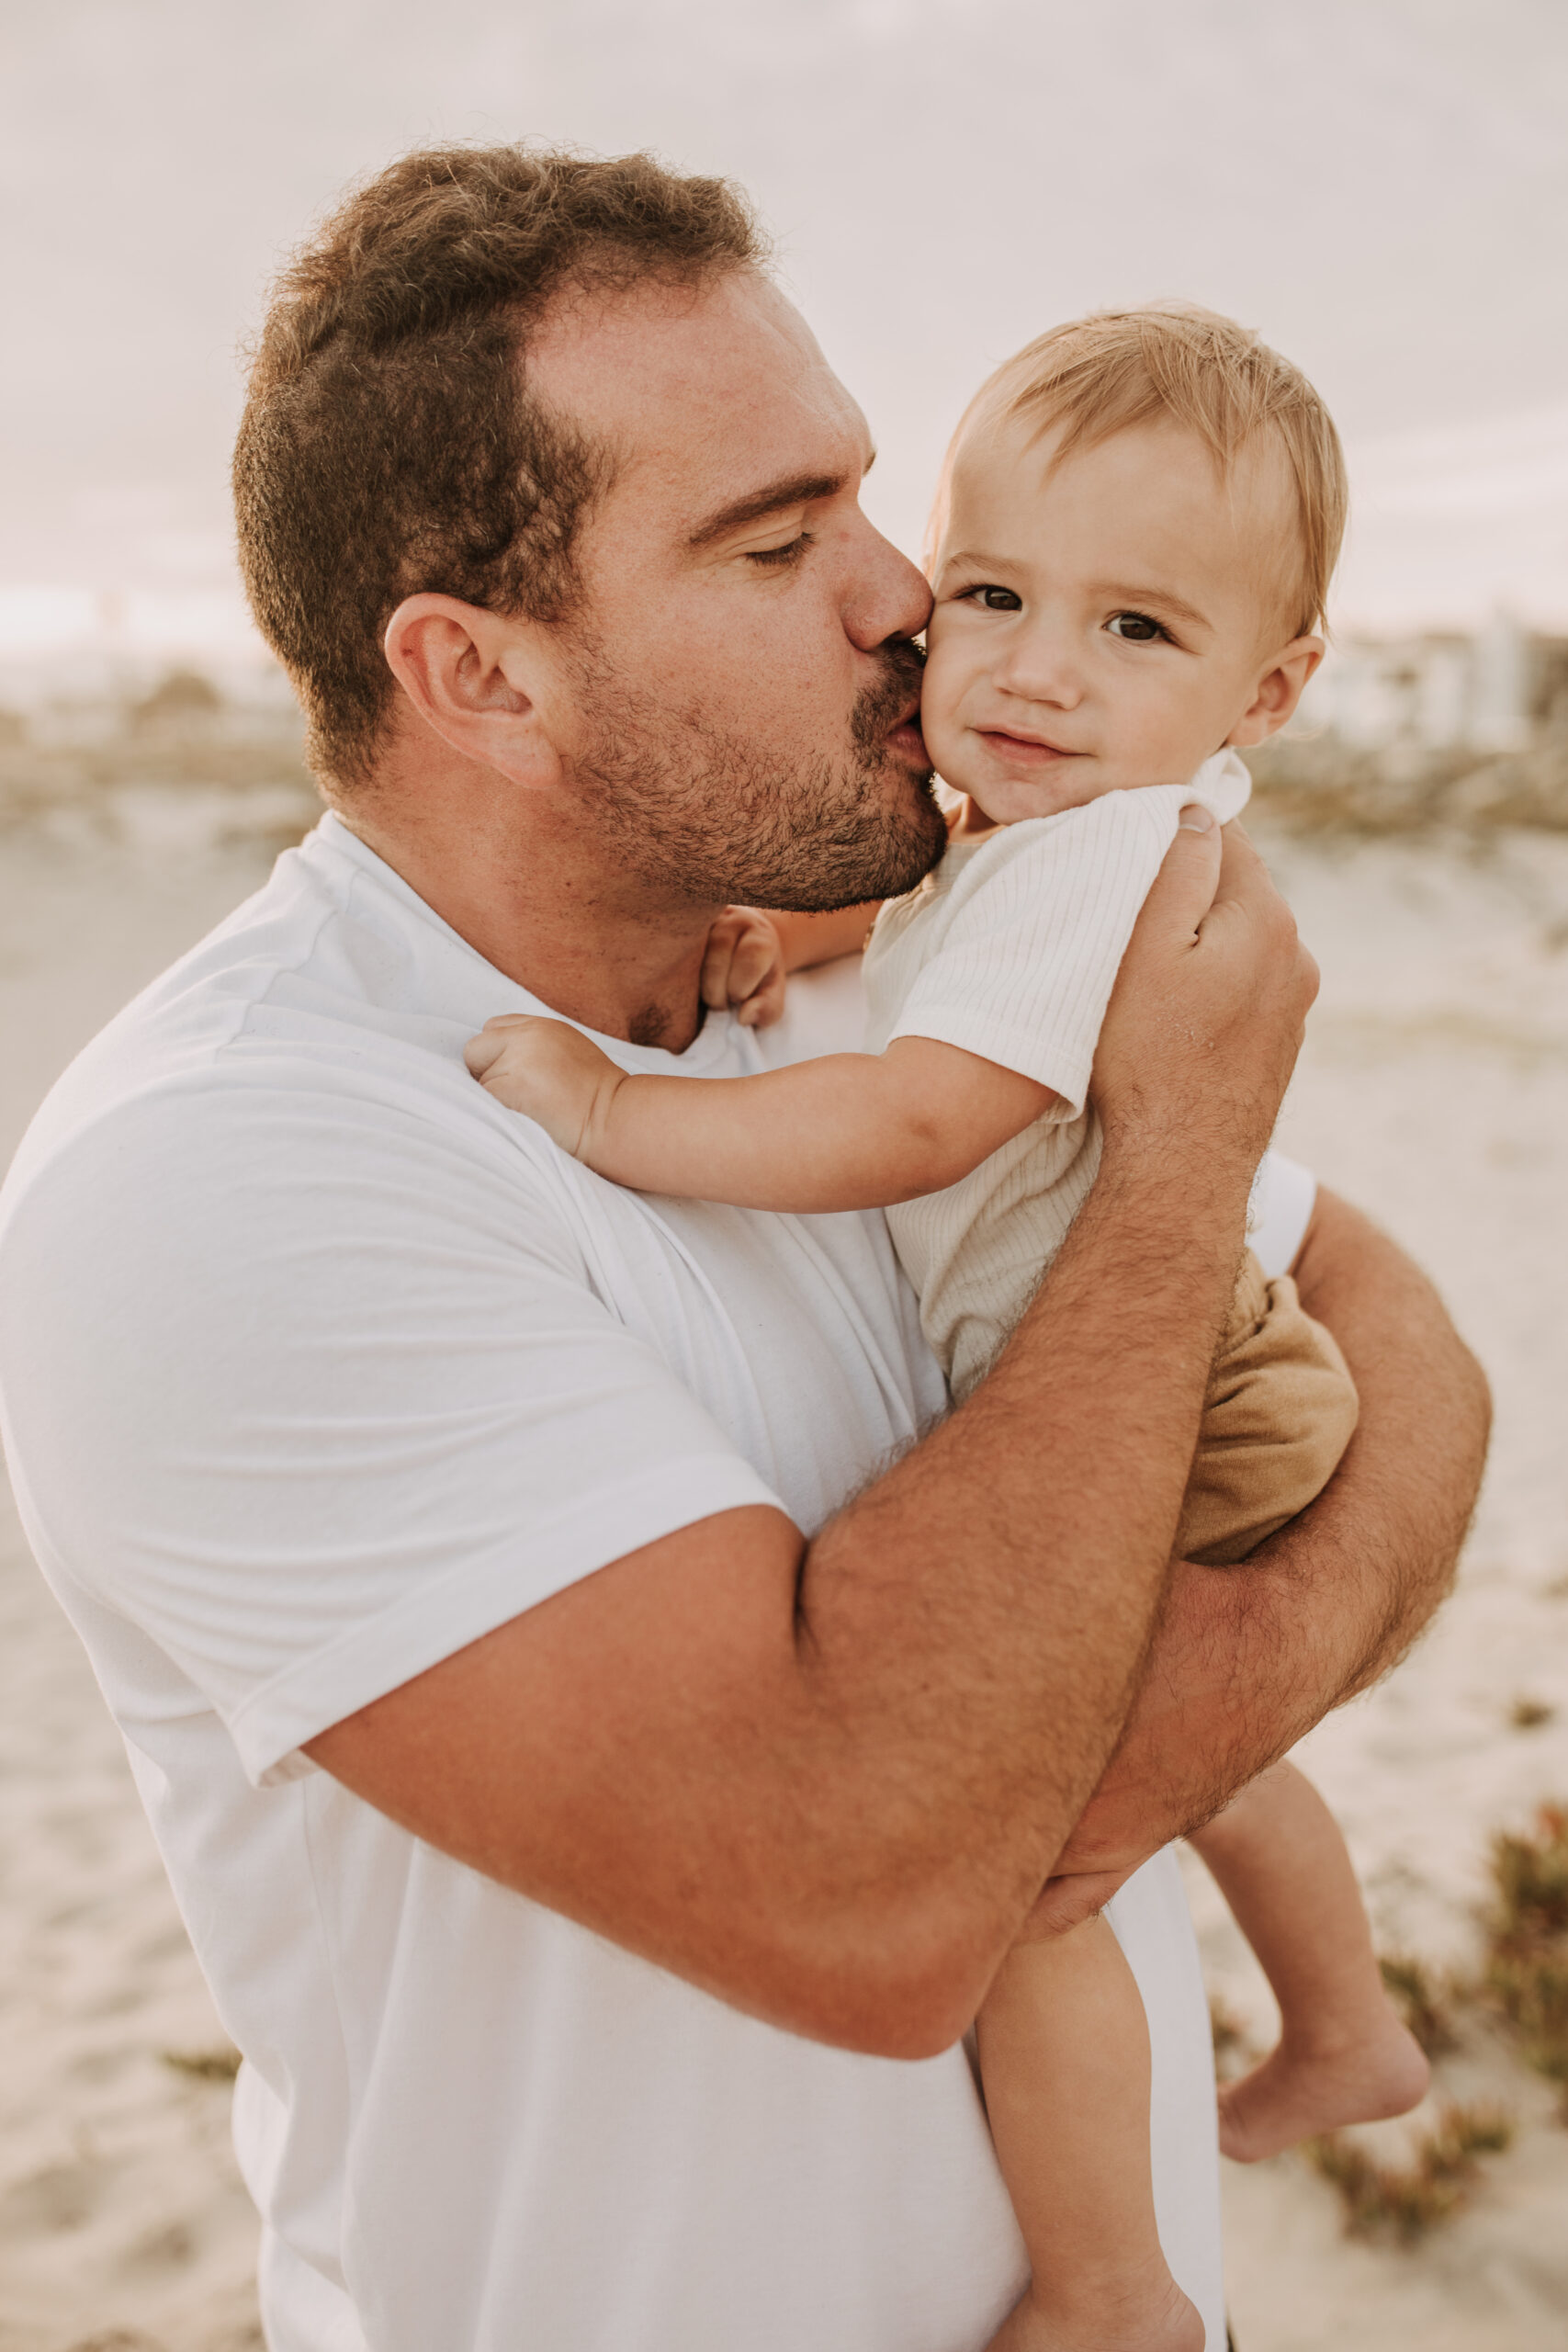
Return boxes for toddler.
[467,306,1430,2351]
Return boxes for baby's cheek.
[918,645,975,789]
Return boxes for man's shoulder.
[0,827,578,1283]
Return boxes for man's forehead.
[525,271,870,510]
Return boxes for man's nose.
[841,520,932,651]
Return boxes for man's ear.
[1225,635,1324,749]
[383,594,563,786]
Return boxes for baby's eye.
[965,584,1022,612]
[1105,610,1168,643]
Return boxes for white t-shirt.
[0,813,1312,2352]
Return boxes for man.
[0,149,1485,2351]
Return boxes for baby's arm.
[465,1018,1055,1212]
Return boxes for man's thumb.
[1143,803,1223,938]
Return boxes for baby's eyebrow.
[938,548,1018,574]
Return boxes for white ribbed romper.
[863,749,1252,1401]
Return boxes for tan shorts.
[1177,1249,1359,1566]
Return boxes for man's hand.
[1054,1186,1490,1886]
[1094,815,1318,1185]
[465,1015,625,1159]
[700,907,787,1029]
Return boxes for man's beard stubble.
[565,636,948,914]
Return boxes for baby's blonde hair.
[935,301,1348,639]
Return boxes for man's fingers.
[1208,824,1321,1023]
[1207,818,1279,920]
[1134,801,1224,945]
[700,927,739,1011]
[1096,804,1318,1165]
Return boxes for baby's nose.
[997,643,1084,708]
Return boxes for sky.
[2,0,1566,673]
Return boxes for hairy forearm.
[1058,1189,1490,1871]
[313,1125,1260,2059]
[786,1129,1255,2019]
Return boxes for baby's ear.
[1226,636,1324,748]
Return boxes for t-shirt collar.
[305,810,739,1077]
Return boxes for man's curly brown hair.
[233,146,763,793]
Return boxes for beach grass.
[1377,1953,1461,2057]
[160,2044,242,2083]
[1304,2100,1516,2243]
[1481,1802,1568,2108]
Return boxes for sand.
[1197,824,1568,2349]
[0,794,298,2352]
[1,788,1566,2349]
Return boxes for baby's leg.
[976,1914,1202,2352]
[1190,1761,1429,2162]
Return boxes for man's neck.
[337,800,717,1053]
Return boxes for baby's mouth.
[976,728,1085,763]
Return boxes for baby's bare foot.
[986,2263,1204,2352]
[1218,2005,1430,2163]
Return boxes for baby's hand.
[465,1015,624,1160]
[701,907,786,1029]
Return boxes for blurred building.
[1303,616,1568,751]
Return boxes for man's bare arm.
[309,820,1315,2061]
[1053,1186,1490,1885]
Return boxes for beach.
[1,785,1566,2349]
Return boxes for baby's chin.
[947,765,1116,827]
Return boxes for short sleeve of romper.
[865,751,1253,1113]
[862,752,1253,1397]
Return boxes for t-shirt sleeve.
[1248,1149,1317,1277]
[887,791,1179,1109]
[0,1076,782,1788]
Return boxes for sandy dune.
[1199,827,1568,2349]
[1,791,1565,2348]
[0,801,289,2352]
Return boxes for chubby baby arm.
[465,1019,1055,1212]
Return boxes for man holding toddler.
[0,147,1486,2351]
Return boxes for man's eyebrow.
[685,463,868,552]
